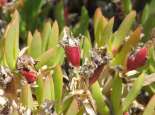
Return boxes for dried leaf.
[143,73,155,86]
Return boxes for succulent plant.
[0,2,155,114]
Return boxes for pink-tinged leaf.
[112,11,136,53]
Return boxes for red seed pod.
[21,70,37,83]
[0,0,7,7]
[127,56,136,71]
[65,46,80,67]
[127,47,148,71]
[134,47,148,67]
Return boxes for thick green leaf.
[141,4,149,25]
[53,65,63,113]
[20,83,33,109]
[35,75,44,104]
[4,10,19,69]
[65,98,79,115]
[111,75,122,115]
[82,31,92,59]
[43,75,55,101]
[112,11,136,51]
[27,32,33,54]
[36,48,55,69]
[54,1,64,30]
[100,17,114,46]
[42,21,52,52]
[47,21,59,49]
[122,73,144,112]
[53,65,63,102]
[73,6,89,36]
[112,27,141,66]
[48,47,64,66]
[20,0,44,31]
[122,0,132,14]
[0,39,4,64]
[30,30,42,58]
[94,8,108,46]
[143,95,155,115]
[91,81,109,115]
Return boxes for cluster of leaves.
[0,1,155,115]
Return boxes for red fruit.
[0,0,7,7]
[127,47,148,71]
[134,47,148,67]
[127,55,136,71]
[21,70,37,83]
[65,46,80,67]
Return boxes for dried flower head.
[0,96,10,114]
[60,27,83,67]
[91,47,110,66]
[0,66,13,88]
[16,54,37,72]
[79,59,96,78]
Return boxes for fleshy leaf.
[4,10,19,69]
[43,75,55,101]
[100,17,114,46]
[91,81,109,115]
[111,75,122,115]
[82,31,92,59]
[27,32,33,54]
[94,8,108,46]
[53,65,63,102]
[112,26,141,66]
[36,48,55,69]
[65,98,79,115]
[29,30,42,58]
[122,0,132,14]
[143,95,155,115]
[122,73,144,112]
[35,75,44,104]
[20,83,33,109]
[47,21,59,49]
[42,21,52,52]
[73,6,89,36]
[112,11,136,51]
[54,1,64,30]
